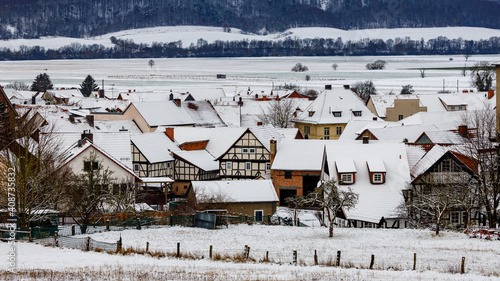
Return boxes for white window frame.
[249,148,256,153]
[372,173,383,183]
[226,162,233,170]
[341,174,353,184]
[254,210,264,222]
[245,162,251,171]
[266,162,271,171]
[242,148,249,153]
[134,164,140,172]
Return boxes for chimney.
[173,98,181,107]
[362,136,369,144]
[270,139,277,166]
[238,97,243,106]
[31,95,36,105]
[325,85,332,90]
[81,129,93,143]
[99,90,105,98]
[488,90,494,100]
[165,127,174,141]
[69,115,75,123]
[86,115,94,127]
[169,93,174,100]
[458,125,468,137]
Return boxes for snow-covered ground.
[2,225,498,280]
[0,55,499,97]
[1,26,500,51]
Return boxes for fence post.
[266,251,269,262]
[86,236,91,251]
[29,227,32,242]
[54,231,58,247]
[297,218,300,227]
[209,245,213,259]
[170,215,173,227]
[244,245,249,258]
[314,250,318,265]
[461,257,465,274]
[293,250,297,265]
[136,219,141,230]
[116,236,122,252]
[71,225,75,236]
[336,251,341,266]
[146,242,149,253]
[267,215,271,224]
[106,221,110,231]
[369,254,375,270]
[177,242,180,258]
[413,253,417,270]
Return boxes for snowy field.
[0,55,499,97]
[2,26,500,51]
[1,225,499,280]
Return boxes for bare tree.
[295,180,358,237]
[332,63,338,71]
[366,60,386,70]
[5,82,29,91]
[457,108,499,228]
[404,173,474,235]
[64,151,115,234]
[470,61,495,91]
[148,59,155,69]
[351,80,376,103]
[258,98,296,128]
[291,63,308,72]
[0,109,72,229]
[419,68,426,78]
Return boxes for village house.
[187,180,279,218]
[293,88,376,140]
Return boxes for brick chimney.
[81,129,93,143]
[270,139,277,166]
[458,125,468,137]
[488,90,494,100]
[86,115,94,127]
[165,128,174,141]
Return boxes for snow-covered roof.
[204,127,247,158]
[277,128,301,139]
[191,180,279,203]
[131,101,195,127]
[415,130,464,144]
[398,111,466,130]
[131,133,179,163]
[294,88,375,124]
[438,95,467,106]
[405,145,427,171]
[324,141,411,223]
[335,159,357,173]
[172,150,218,171]
[140,177,174,183]
[369,94,422,118]
[182,100,226,127]
[410,145,450,179]
[339,119,388,140]
[250,125,285,152]
[271,140,328,171]
[366,160,386,172]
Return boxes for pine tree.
[30,73,53,92]
[79,75,99,97]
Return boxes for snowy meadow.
[1,225,499,280]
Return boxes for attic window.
[333,111,342,117]
[84,161,99,171]
[340,173,354,184]
[308,111,315,117]
[372,173,384,183]
[353,111,362,117]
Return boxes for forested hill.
[1,0,500,39]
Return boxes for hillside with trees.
[1,0,500,39]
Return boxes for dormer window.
[353,111,362,117]
[341,174,354,184]
[367,160,386,184]
[308,111,315,117]
[333,111,342,117]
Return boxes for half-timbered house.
[131,132,179,178]
[172,150,219,195]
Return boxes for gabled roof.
[131,133,180,163]
[355,124,439,142]
[271,140,328,171]
[410,145,474,180]
[438,95,467,106]
[366,160,386,173]
[191,180,278,203]
[182,100,226,127]
[324,141,411,223]
[0,86,18,117]
[294,88,375,124]
[59,140,140,181]
[368,94,422,118]
[172,150,219,171]
[414,130,464,144]
[130,101,195,127]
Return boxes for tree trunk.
[329,219,334,237]
[463,211,469,229]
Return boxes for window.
[167,162,171,168]
[324,136,330,140]
[245,162,251,170]
[458,106,463,110]
[333,111,342,117]
[341,174,353,184]
[324,127,330,136]
[226,162,232,170]
[372,173,383,183]
[254,210,263,222]
[441,159,451,172]
[451,106,455,110]
[134,164,140,172]
[284,171,292,179]
[353,111,362,117]
[266,162,271,171]
[304,126,310,135]
[249,148,256,153]
[336,127,342,135]
[242,148,249,153]
[451,212,460,224]
[84,161,98,171]
[398,115,404,121]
